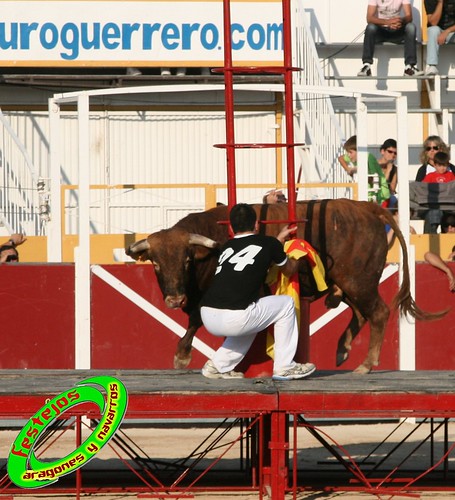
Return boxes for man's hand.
[276,225,296,244]
[9,234,26,246]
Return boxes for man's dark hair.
[441,212,455,232]
[380,138,397,150]
[0,244,19,262]
[230,203,257,233]
[434,151,450,166]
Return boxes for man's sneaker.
[202,360,244,379]
[272,362,316,381]
[425,65,439,76]
[126,67,142,76]
[357,64,372,77]
[404,65,424,77]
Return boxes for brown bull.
[126,199,444,374]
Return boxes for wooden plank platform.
[1,369,455,420]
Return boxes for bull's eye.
[151,261,160,272]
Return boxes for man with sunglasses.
[0,234,26,263]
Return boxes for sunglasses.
[386,149,397,155]
[425,146,439,151]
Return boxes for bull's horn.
[188,233,218,248]
[126,239,150,255]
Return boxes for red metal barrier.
[1,263,454,370]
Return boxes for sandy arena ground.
[3,421,455,499]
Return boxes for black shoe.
[357,64,371,77]
[404,65,424,77]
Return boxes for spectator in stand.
[263,189,287,204]
[422,151,455,233]
[422,151,455,183]
[415,135,455,180]
[424,213,455,291]
[0,234,26,263]
[357,0,424,77]
[424,0,455,76]
[378,138,398,209]
[338,135,391,205]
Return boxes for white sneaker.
[425,65,439,76]
[126,67,141,76]
[202,360,244,379]
[160,67,171,76]
[176,67,186,76]
[272,362,316,381]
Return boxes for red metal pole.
[281,0,296,223]
[222,0,237,210]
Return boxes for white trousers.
[200,295,299,373]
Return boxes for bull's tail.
[380,209,447,321]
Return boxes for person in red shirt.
[423,151,455,183]
[422,152,455,232]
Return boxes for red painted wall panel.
[90,265,224,370]
[1,262,453,372]
[415,262,455,370]
[0,264,75,368]
[309,271,400,371]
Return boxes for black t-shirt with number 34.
[200,233,287,310]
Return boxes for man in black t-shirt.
[424,0,455,75]
[200,203,316,381]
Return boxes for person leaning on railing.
[0,234,26,263]
[424,213,455,291]
[338,135,391,206]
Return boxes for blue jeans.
[426,26,455,66]
[362,22,417,65]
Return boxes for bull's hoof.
[336,350,349,367]
[174,353,192,369]
[353,364,371,375]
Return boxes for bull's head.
[126,228,219,309]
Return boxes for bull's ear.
[188,233,219,260]
[126,239,150,261]
[192,243,220,261]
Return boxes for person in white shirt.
[358,0,424,77]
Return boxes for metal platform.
[1,369,455,499]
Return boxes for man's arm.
[424,251,455,291]
[401,4,413,25]
[366,4,403,29]
[338,154,356,177]
[8,234,26,246]
[280,257,300,278]
[426,0,443,26]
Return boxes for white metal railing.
[292,0,351,199]
[0,109,49,235]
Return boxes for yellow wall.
[16,233,455,265]
[387,234,455,263]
